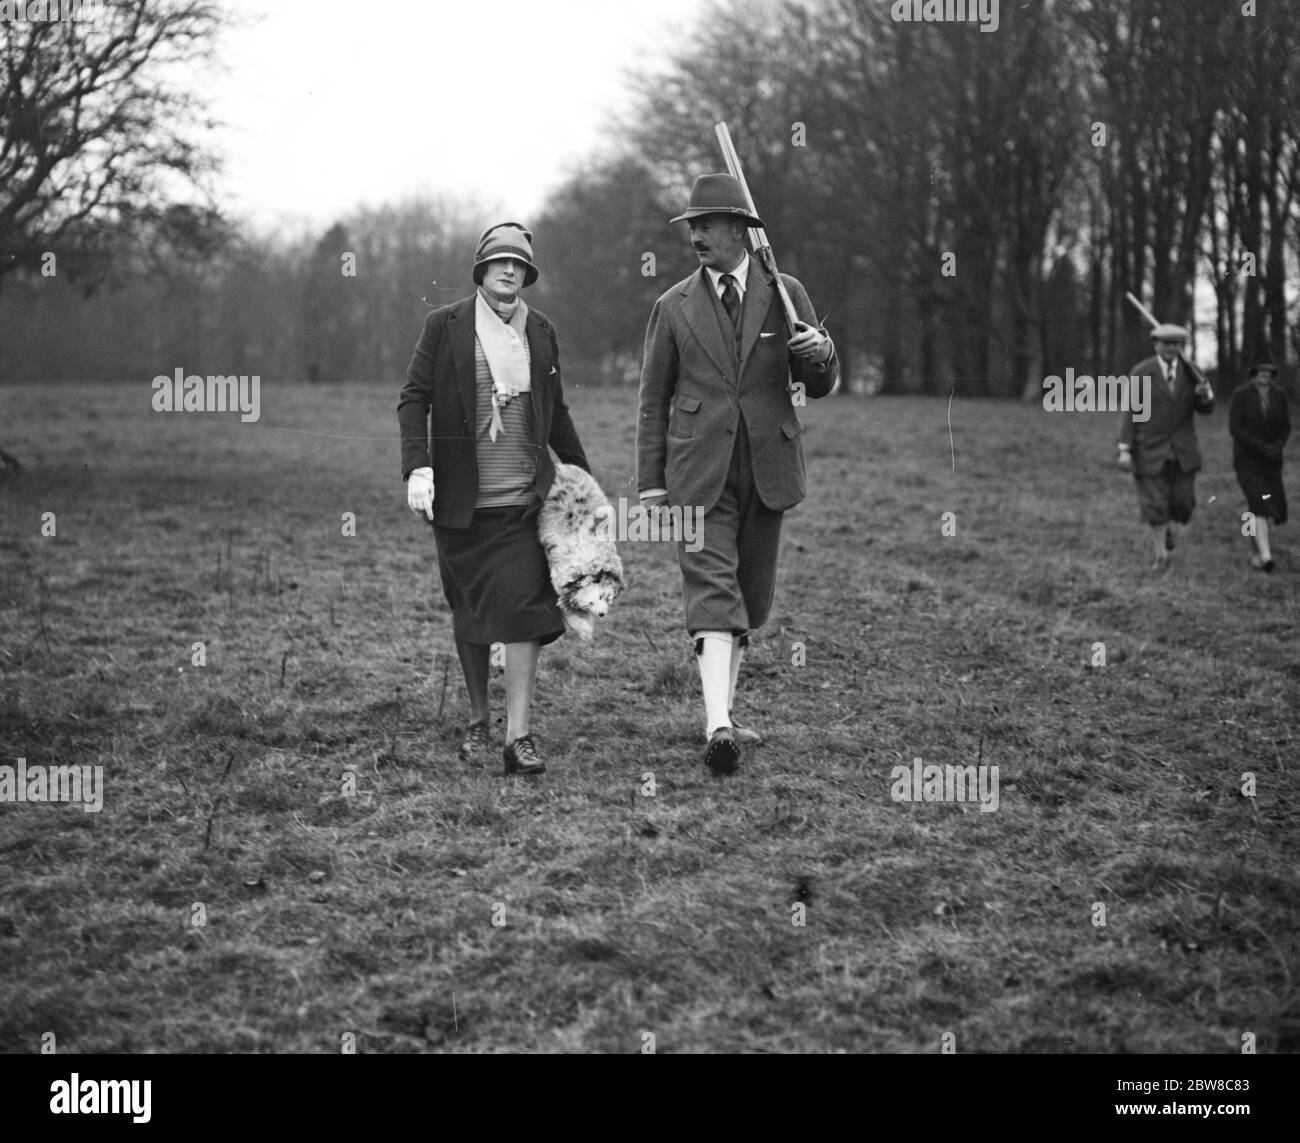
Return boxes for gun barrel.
[714,121,800,334]
[714,123,768,252]
[1124,291,1159,329]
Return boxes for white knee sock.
[696,631,733,736]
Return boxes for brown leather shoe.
[702,727,740,775]
[504,734,546,776]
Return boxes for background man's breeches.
[1134,459,1196,525]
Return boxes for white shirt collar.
[706,253,750,297]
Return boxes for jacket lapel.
[679,270,732,380]
[738,264,773,373]
[1173,359,1194,414]
[449,298,478,435]
[1144,356,1172,422]
[525,311,548,427]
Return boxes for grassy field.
[0,379,1296,1054]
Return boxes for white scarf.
[475,289,531,441]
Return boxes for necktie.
[1166,362,1177,394]
[1260,387,1270,415]
[720,274,740,329]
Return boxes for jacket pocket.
[670,394,701,438]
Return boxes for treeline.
[537,0,1300,395]
[0,198,487,385]
[3,0,1298,396]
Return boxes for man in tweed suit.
[1117,322,1215,569]
[637,174,837,775]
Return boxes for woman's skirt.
[432,501,565,645]
[1235,457,1288,525]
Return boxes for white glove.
[407,467,434,519]
[1116,447,1132,473]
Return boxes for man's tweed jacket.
[637,263,836,513]
[1119,354,1215,476]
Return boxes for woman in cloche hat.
[1229,354,1290,572]
[397,222,592,774]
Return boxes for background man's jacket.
[637,264,836,514]
[398,296,589,529]
[1119,354,1215,476]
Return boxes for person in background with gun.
[1117,322,1215,570]
[637,173,836,776]
[1229,355,1290,573]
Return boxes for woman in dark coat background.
[1229,356,1290,572]
[397,222,590,774]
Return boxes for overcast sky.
[208,0,708,232]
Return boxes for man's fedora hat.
[1249,355,1279,375]
[669,174,764,228]
[1150,322,1188,342]
[473,221,538,287]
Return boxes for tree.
[1075,0,1241,367]
[1208,7,1300,385]
[300,223,360,384]
[561,0,854,384]
[341,195,488,383]
[532,155,687,381]
[0,0,226,293]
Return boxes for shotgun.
[1124,291,1212,399]
[714,122,802,337]
[1123,290,1159,330]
